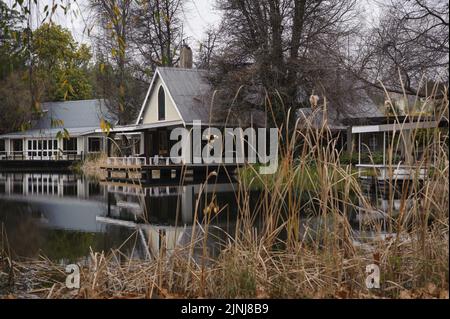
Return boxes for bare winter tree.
[353,0,449,98]
[210,0,360,125]
[131,0,184,78]
[196,27,221,70]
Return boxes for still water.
[0,172,255,262]
[0,172,400,262]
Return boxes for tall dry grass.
[0,87,448,299]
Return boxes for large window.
[158,86,166,121]
[11,140,23,159]
[27,139,58,159]
[88,137,102,153]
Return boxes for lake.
[0,171,398,263]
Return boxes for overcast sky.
[4,0,381,50]
[4,0,222,46]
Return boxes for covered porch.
[351,118,441,181]
[0,133,108,162]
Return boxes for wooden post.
[383,132,386,166]
[107,134,115,157]
[358,133,361,165]
[347,127,354,155]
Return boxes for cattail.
[310,95,320,109]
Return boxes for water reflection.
[0,172,247,262]
[0,172,407,263]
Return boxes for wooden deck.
[357,164,429,181]
[102,156,242,182]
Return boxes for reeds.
[0,87,448,299]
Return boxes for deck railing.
[105,156,185,168]
[106,157,147,168]
[357,164,429,180]
[148,156,184,166]
[0,151,83,161]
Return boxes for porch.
[351,118,440,181]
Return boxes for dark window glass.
[158,86,166,121]
[159,131,168,155]
[88,138,102,153]
[63,138,77,152]
[12,139,23,152]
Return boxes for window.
[27,139,58,159]
[158,86,166,121]
[63,138,77,152]
[88,137,102,153]
[12,139,23,151]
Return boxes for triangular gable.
[135,68,186,126]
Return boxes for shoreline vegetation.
[1,93,449,299]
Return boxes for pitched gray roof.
[0,99,115,138]
[158,67,213,123]
[34,99,114,129]
[0,127,99,139]
[297,89,384,130]
[156,67,266,127]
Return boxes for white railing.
[356,164,428,180]
[106,157,147,167]
[106,156,185,168]
[147,156,184,166]
[107,184,146,196]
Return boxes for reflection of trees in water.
[0,200,138,261]
[0,202,43,258]
[41,227,137,263]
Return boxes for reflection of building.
[0,173,108,233]
[0,173,106,200]
[100,182,243,260]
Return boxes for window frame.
[158,85,166,121]
[88,137,102,153]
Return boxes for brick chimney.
[180,43,193,69]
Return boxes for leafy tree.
[0,0,27,80]
[0,72,32,134]
[89,0,149,124]
[32,23,93,102]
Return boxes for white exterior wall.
[5,138,10,156]
[77,136,85,156]
[142,77,182,124]
[1,134,108,160]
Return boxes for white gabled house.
[106,60,266,165]
[0,99,116,161]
